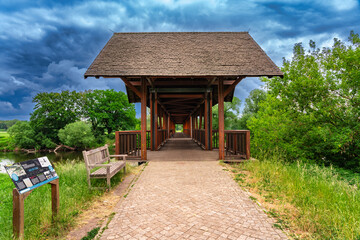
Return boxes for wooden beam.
[121,77,141,98]
[158,94,204,98]
[207,77,217,87]
[218,78,225,160]
[141,78,147,160]
[224,77,244,97]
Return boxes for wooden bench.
[82,144,127,189]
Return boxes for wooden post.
[50,178,60,219]
[13,189,25,240]
[218,78,225,160]
[115,131,119,155]
[154,100,158,150]
[205,94,209,150]
[141,78,147,160]
[246,130,251,159]
[209,92,213,150]
[167,114,170,139]
[190,115,193,138]
[150,92,154,151]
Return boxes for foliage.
[0,119,20,130]
[83,90,137,135]
[0,131,11,150]
[237,89,266,129]
[248,32,360,170]
[7,121,37,149]
[30,91,83,144]
[212,96,241,130]
[230,156,360,239]
[58,121,96,149]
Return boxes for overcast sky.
[0,0,359,120]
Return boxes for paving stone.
[99,138,288,240]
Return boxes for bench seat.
[91,160,126,178]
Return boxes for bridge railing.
[193,129,205,148]
[183,128,190,137]
[157,129,168,150]
[115,130,150,159]
[212,130,250,159]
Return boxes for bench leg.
[87,176,92,189]
[124,165,126,174]
[107,176,111,189]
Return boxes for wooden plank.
[141,78,147,160]
[121,77,142,98]
[218,78,225,160]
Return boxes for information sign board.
[5,157,58,194]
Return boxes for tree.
[237,89,267,129]
[83,90,137,135]
[212,97,241,130]
[58,121,95,149]
[8,121,37,149]
[30,91,83,144]
[248,31,360,170]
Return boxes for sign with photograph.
[5,157,58,194]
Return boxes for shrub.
[58,121,95,149]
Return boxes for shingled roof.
[84,32,282,78]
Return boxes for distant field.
[0,131,10,149]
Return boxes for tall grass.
[231,155,360,239]
[0,160,130,240]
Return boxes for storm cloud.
[0,0,359,119]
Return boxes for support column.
[150,92,154,151]
[218,78,225,160]
[190,115,193,138]
[205,93,209,150]
[205,92,212,150]
[141,78,147,160]
[154,100,158,150]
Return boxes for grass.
[0,160,134,240]
[228,156,360,239]
[0,131,11,150]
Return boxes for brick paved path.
[100,154,287,239]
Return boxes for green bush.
[7,121,37,149]
[58,121,96,149]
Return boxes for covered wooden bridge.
[84,32,282,161]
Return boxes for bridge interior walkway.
[147,133,218,161]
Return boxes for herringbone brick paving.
[101,139,286,240]
[100,139,287,240]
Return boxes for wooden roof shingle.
[84,32,283,78]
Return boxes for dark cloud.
[0,0,359,120]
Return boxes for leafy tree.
[83,90,137,135]
[237,89,267,129]
[212,97,241,130]
[30,91,83,143]
[248,31,360,170]
[58,121,95,149]
[8,121,37,149]
[0,120,20,130]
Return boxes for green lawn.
[0,160,132,240]
[0,131,10,150]
[229,157,360,239]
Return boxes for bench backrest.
[82,144,110,170]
